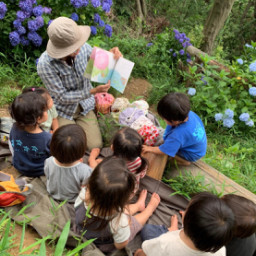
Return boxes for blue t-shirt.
[159,111,207,162]
[10,123,52,176]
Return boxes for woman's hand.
[90,80,110,94]
[109,47,123,59]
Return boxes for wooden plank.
[142,152,168,180]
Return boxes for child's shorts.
[141,224,168,242]
[128,215,143,242]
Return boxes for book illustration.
[84,47,134,93]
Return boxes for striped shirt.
[37,43,95,120]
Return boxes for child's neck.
[179,229,199,251]
[54,158,81,167]
[24,124,43,134]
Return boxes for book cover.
[84,47,134,93]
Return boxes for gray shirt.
[44,156,92,202]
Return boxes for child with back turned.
[89,127,147,192]
[75,157,160,254]
[135,192,234,256]
[222,194,256,256]
[9,92,51,177]
[22,87,59,133]
[142,92,207,165]
[44,124,92,203]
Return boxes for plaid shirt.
[37,43,95,120]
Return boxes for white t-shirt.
[142,230,226,256]
[75,187,131,243]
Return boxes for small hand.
[109,47,123,59]
[142,145,151,153]
[96,80,110,93]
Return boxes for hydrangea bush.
[0,0,113,60]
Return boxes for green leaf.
[54,221,71,256]
[66,239,96,256]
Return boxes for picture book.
[84,47,135,93]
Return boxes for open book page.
[110,58,135,93]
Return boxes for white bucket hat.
[46,17,91,59]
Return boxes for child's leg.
[125,189,147,215]
[172,155,191,166]
[168,214,178,231]
[134,193,160,226]
[88,148,101,168]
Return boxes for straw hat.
[46,17,91,59]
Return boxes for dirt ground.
[0,78,153,255]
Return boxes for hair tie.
[31,88,35,91]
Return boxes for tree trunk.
[135,0,147,36]
[201,0,236,54]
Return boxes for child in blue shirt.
[142,92,207,165]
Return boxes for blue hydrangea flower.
[215,113,223,122]
[20,36,29,46]
[239,113,250,122]
[188,88,196,96]
[146,42,153,47]
[27,31,42,47]
[70,12,79,21]
[102,2,110,12]
[47,19,52,27]
[35,16,44,28]
[179,49,185,55]
[249,61,256,72]
[19,0,33,13]
[104,24,112,37]
[186,58,191,63]
[13,19,22,29]
[224,109,234,118]
[90,25,97,35]
[237,58,243,65]
[17,26,26,35]
[245,43,253,48]
[98,19,105,27]
[94,13,100,23]
[35,58,39,65]
[28,20,38,31]
[169,48,173,52]
[0,2,7,20]
[249,87,256,96]
[180,32,186,38]
[9,31,20,46]
[70,0,83,8]
[223,118,235,128]
[43,7,52,14]
[174,34,180,40]
[33,5,43,17]
[81,0,89,7]
[178,38,184,43]
[245,120,254,127]
[173,29,179,34]
[91,0,101,8]
[16,10,27,21]
[173,52,177,57]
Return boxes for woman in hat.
[37,17,122,150]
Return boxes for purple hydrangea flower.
[42,7,52,14]
[147,42,153,47]
[173,29,179,34]
[187,88,196,96]
[27,31,42,47]
[90,25,97,35]
[94,13,100,23]
[70,12,79,21]
[249,61,256,72]
[81,0,89,7]
[0,2,7,20]
[91,0,101,8]
[249,87,256,96]
[104,24,112,37]
[17,26,26,35]
[35,16,44,29]
[245,120,254,127]
[47,19,52,27]
[169,49,173,52]
[16,10,27,21]
[70,0,83,8]
[103,0,112,6]
[215,113,223,122]
[179,49,185,55]
[33,5,43,17]
[180,33,186,38]
[31,0,37,4]
[223,118,235,128]
[19,0,33,13]
[239,113,250,122]
[237,58,243,65]
[35,58,39,66]
[224,109,234,118]
[9,31,20,46]
[174,34,180,40]
[20,36,30,46]
[13,19,22,29]
[102,2,110,12]
[186,58,191,63]
[178,38,184,43]
[98,19,105,27]
[173,52,177,57]
[28,19,38,31]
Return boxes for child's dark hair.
[184,192,234,253]
[157,92,190,122]
[222,194,256,239]
[10,92,47,129]
[22,86,50,102]
[50,124,87,164]
[87,157,136,230]
[112,127,148,174]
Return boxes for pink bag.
[138,125,160,146]
[95,93,115,115]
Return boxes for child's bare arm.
[114,240,128,250]
[134,249,147,256]
[51,118,59,133]
[88,148,101,169]
[142,145,165,155]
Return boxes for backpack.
[138,125,160,146]
[94,93,115,115]
[119,107,145,126]
[0,172,32,207]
